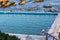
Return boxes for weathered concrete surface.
[48,13,60,39]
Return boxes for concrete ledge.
[0,11,58,15]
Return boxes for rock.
[19,0,26,5]
[35,0,44,2]
[43,5,52,8]
[13,3,16,6]
[0,0,9,2]
[0,5,2,8]
[5,2,11,7]
[0,0,11,7]
[11,2,16,6]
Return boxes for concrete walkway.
[48,13,60,39]
[8,33,45,40]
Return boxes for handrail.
[46,33,57,40]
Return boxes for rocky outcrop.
[19,0,26,5]
[11,2,16,6]
[35,0,44,2]
[0,0,17,8]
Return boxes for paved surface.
[48,13,60,39]
[8,33,45,40]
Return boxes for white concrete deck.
[8,33,45,40]
[48,13,60,39]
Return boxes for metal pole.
[46,33,48,40]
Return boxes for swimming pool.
[0,13,57,35]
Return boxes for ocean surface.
[0,13,57,35]
[0,0,60,11]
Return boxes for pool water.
[0,13,57,35]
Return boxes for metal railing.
[46,33,58,40]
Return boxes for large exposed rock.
[0,0,9,2]
[19,0,26,5]
[5,1,11,7]
[35,0,44,2]
[11,2,16,6]
[0,0,11,7]
[0,0,17,8]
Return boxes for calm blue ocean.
[0,13,57,35]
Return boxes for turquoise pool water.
[0,13,57,35]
